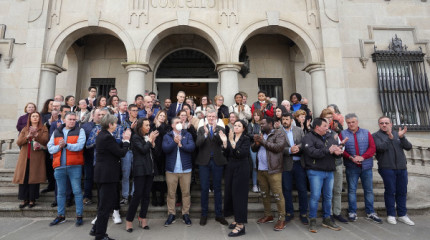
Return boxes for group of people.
[12,87,415,240]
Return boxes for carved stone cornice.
[41,63,66,74]
[122,62,151,73]
[303,62,325,73]
[216,62,243,73]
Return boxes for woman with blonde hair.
[294,109,311,133]
[13,112,49,208]
[16,102,37,133]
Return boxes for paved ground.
[0,216,428,240]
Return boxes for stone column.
[304,63,327,117]
[37,64,66,110]
[122,63,150,104]
[216,63,242,107]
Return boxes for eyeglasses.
[130,110,138,112]
[379,122,390,125]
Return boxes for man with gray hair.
[167,91,186,122]
[339,113,381,223]
[47,112,86,227]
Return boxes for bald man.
[138,95,159,121]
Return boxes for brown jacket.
[13,126,49,184]
[251,128,287,174]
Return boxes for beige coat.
[12,126,49,184]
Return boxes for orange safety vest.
[52,125,84,169]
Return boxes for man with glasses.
[47,112,86,227]
[86,86,98,111]
[372,117,414,225]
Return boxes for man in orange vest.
[47,112,86,227]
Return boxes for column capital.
[303,62,325,73]
[216,62,243,73]
[41,63,66,74]
[121,62,151,73]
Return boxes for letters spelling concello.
[151,0,216,8]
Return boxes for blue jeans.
[121,150,134,199]
[378,169,408,217]
[307,169,333,218]
[282,161,308,216]
[54,166,83,217]
[346,165,375,214]
[199,159,224,217]
[249,148,257,186]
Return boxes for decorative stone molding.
[0,24,15,69]
[305,0,320,29]
[323,0,339,23]
[302,62,325,73]
[129,0,149,28]
[122,62,151,73]
[216,62,242,73]
[28,0,46,23]
[177,10,190,26]
[266,11,280,26]
[48,0,62,29]
[218,0,239,28]
[359,26,430,68]
[41,63,66,74]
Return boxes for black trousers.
[45,152,55,190]
[126,175,153,221]
[18,158,40,201]
[224,160,250,223]
[95,182,118,240]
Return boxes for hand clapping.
[123,128,132,141]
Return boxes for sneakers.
[252,185,259,193]
[367,213,383,224]
[398,215,415,226]
[183,214,192,226]
[83,198,93,206]
[333,214,348,224]
[284,213,294,222]
[387,216,397,224]
[309,218,317,233]
[91,216,97,225]
[49,216,66,226]
[348,212,357,222]
[300,215,309,225]
[75,216,83,227]
[322,217,341,231]
[164,214,176,226]
[112,210,122,224]
[120,198,128,205]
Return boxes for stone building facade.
[0,0,429,137]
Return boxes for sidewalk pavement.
[0,216,428,240]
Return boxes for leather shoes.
[216,216,228,226]
[89,227,96,236]
[200,216,207,226]
[100,236,115,240]
[51,201,57,207]
[257,216,274,224]
[274,220,287,231]
[41,187,54,194]
[228,225,245,237]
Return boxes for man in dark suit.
[167,91,186,122]
[280,113,308,225]
[115,100,129,125]
[92,114,131,240]
[195,109,228,226]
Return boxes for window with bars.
[372,35,430,131]
[258,78,283,104]
[90,78,115,98]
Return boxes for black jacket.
[131,133,156,176]
[302,130,341,172]
[150,122,170,175]
[94,129,130,183]
[372,130,412,170]
[223,134,251,162]
[195,125,227,166]
[217,105,229,119]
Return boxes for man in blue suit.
[167,91,186,123]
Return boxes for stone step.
[0,185,387,203]
[0,199,429,219]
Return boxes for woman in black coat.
[125,118,159,232]
[220,120,251,237]
[93,114,131,240]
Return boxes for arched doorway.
[155,49,218,106]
